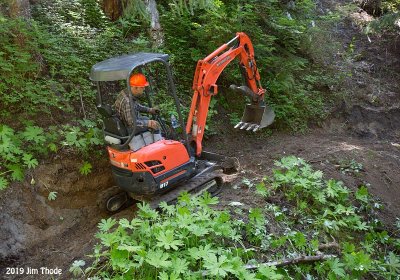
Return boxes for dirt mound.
[346,104,400,138]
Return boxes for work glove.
[148,120,160,130]
[149,107,160,115]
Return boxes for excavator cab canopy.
[90,52,187,150]
[90,53,169,82]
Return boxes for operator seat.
[97,104,128,139]
[97,104,162,150]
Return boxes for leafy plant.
[82,156,400,279]
[82,192,273,279]
[48,191,58,201]
[0,122,103,190]
[80,161,92,175]
[339,159,363,175]
[69,260,86,277]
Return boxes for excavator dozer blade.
[235,104,275,132]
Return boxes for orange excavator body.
[91,32,274,210]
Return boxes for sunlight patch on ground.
[339,142,364,151]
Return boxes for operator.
[114,73,160,134]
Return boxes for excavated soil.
[1,0,399,279]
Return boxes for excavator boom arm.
[186,32,266,156]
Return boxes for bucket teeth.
[246,124,254,131]
[235,122,260,132]
[240,123,250,130]
[234,122,243,129]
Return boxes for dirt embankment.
[1,0,399,279]
[0,158,116,279]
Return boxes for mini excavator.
[90,32,275,212]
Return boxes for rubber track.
[149,169,221,209]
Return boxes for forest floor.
[1,0,399,279]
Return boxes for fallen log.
[245,253,337,269]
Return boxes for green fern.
[0,176,8,190]
[80,161,92,175]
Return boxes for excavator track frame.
[106,160,226,213]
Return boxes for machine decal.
[160,181,169,189]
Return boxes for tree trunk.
[144,0,163,47]
[100,0,164,47]
[145,0,160,30]
[359,0,382,16]
[1,0,31,19]
[101,0,124,21]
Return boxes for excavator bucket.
[229,84,275,131]
[235,104,275,132]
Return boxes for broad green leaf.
[80,161,92,175]
[22,126,46,144]
[158,272,169,280]
[137,202,159,220]
[48,143,57,152]
[65,133,77,145]
[117,244,143,253]
[0,125,13,135]
[145,249,171,268]
[0,176,8,190]
[344,251,372,272]
[177,191,191,204]
[110,248,130,270]
[292,232,307,249]
[197,191,218,206]
[188,244,216,260]
[48,191,57,201]
[159,201,176,216]
[158,272,181,280]
[249,208,264,223]
[69,260,85,277]
[22,153,38,169]
[355,186,369,203]
[385,252,400,275]
[96,232,119,247]
[7,164,24,181]
[187,224,210,237]
[257,265,283,279]
[98,217,117,232]
[255,181,269,197]
[118,218,133,229]
[274,156,305,169]
[327,258,345,277]
[203,254,234,277]
[156,230,183,250]
[171,257,189,275]
[0,136,12,153]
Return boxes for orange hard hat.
[129,73,149,87]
